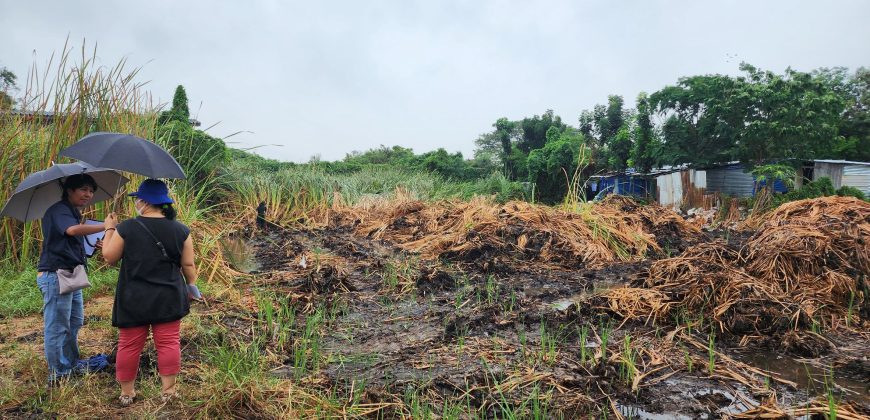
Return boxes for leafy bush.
[771,177,836,207]
[527,131,583,204]
[836,185,867,200]
[155,120,229,181]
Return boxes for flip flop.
[160,391,179,403]
[119,394,135,406]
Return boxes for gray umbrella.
[0,162,129,222]
[59,132,186,179]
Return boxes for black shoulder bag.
[133,218,176,264]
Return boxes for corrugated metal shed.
[842,164,870,195]
[657,172,683,208]
[656,169,707,209]
[705,164,756,197]
[813,159,870,166]
[814,162,844,189]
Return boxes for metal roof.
[812,159,870,166]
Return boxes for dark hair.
[62,174,98,201]
[160,203,177,220]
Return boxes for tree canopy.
[472,63,869,204]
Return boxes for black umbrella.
[0,162,129,222]
[59,132,186,179]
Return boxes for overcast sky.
[2,1,869,162]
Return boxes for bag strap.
[133,218,171,260]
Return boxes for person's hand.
[104,213,118,230]
[95,239,103,250]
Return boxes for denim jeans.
[37,271,83,380]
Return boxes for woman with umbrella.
[36,174,117,382]
[58,132,196,404]
[101,179,199,406]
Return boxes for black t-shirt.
[37,201,86,272]
[112,216,191,328]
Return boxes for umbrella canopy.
[59,132,186,179]
[0,162,129,222]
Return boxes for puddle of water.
[550,281,625,311]
[618,403,694,420]
[221,237,261,273]
[736,352,870,406]
[691,388,758,416]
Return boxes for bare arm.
[66,223,105,237]
[181,236,198,285]
[101,229,124,265]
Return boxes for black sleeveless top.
[112,217,191,328]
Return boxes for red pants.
[115,320,181,382]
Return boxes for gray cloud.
[2,0,869,162]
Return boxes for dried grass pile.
[743,196,870,327]
[635,196,870,334]
[595,195,701,251]
[643,241,785,333]
[332,195,700,269]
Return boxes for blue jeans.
[37,271,83,380]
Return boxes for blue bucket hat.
[128,179,174,205]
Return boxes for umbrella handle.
[112,176,122,213]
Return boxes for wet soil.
[224,224,870,418]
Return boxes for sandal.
[118,394,135,407]
[160,391,179,403]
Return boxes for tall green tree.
[581,106,609,169]
[605,95,625,143]
[344,145,416,165]
[736,64,847,164]
[651,64,850,167]
[159,85,191,124]
[495,118,517,178]
[608,126,632,171]
[838,67,870,161]
[650,74,745,165]
[527,129,584,204]
[0,66,17,110]
[630,92,657,173]
[578,109,594,139]
[517,110,566,153]
[578,95,628,172]
[419,148,469,180]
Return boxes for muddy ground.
[220,223,870,419]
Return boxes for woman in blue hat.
[102,179,200,406]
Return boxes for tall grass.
[223,159,527,226]
[1,39,155,268]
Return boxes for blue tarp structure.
[591,174,651,200]
[755,178,789,194]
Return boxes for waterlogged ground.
[3,220,866,418]
[221,224,870,418]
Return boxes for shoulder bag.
[57,264,91,294]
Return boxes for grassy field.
[2,43,869,419]
[0,43,537,418]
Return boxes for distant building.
[651,159,870,209]
[592,159,870,210]
[799,160,870,195]
[2,110,201,127]
[654,166,707,209]
[588,170,654,201]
